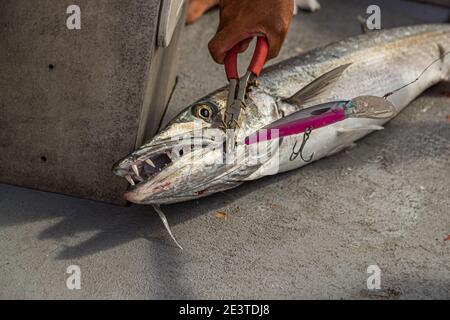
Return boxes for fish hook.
[290,127,314,162]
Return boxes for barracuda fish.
[113,24,450,247]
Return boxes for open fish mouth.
[113,137,216,190]
[118,152,173,188]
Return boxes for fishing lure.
[245,96,396,146]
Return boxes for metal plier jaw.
[223,37,269,130]
[225,71,252,129]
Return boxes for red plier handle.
[224,36,269,81]
[223,37,269,130]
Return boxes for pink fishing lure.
[245,102,347,145]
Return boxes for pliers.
[224,36,269,130]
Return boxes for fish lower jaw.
[123,179,172,203]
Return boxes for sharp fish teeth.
[145,159,155,168]
[165,150,173,160]
[132,164,140,176]
[167,149,180,161]
[125,175,135,186]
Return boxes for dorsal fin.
[283,63,351,107]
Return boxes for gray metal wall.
[0,0,183,204]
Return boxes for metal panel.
[158,0,186,47]
[0,0,184,204]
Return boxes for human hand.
[208,0,294,64]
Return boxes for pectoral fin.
[283,64,351,107]
[337,124,384,134]
[326,142,357,157]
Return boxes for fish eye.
[194,104,213,121]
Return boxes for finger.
[266,34,282,60]
[265,21,291,60]
[236,38,252,54]
[208,28,256,64]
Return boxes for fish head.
[113,90,268,204]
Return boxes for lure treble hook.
[290,127,314,162]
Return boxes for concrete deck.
[1,0,449,299]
